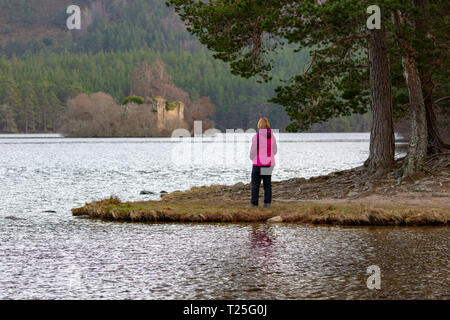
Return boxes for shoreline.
[72,197,449,226]
[72,155,449,226]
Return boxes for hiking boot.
[246,203,258,208]
[262,203,271,209]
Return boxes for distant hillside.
[0,0,197,55]
[0,0,371,134]
[0,0,70,44]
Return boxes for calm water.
[0,133,448,299]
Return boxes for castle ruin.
[148,96,185,131]
[130,61,187,131]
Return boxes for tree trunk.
[401,53,428,178]
[364,27,395,175]
[52,104,55,132]
[25,105,28,133]
[424,83,449,154]
[413,0,450,154]
[393,10,428,178]
[43,110,47,132]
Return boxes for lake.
[0,133,448,299]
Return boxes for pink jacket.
[249,129,277,166]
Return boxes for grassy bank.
[72,155,449,226]
[72,196,449,226]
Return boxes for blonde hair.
[257,117,271,130]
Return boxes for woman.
[248,118,277,208]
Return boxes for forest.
[0,0,372,133]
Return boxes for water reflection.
[250,225,276,249]
[248,225,277,274]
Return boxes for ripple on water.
[0,134,444,299]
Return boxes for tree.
[123,95,145,105]
[0,104,18,133]
[413,0,449,154]
[186,96,215,130]
[393,7,428,177]
[47,90,63,132]
[21,82,36,132]
[0,78,23,130]
[390,0,449,176]
[365,26,395,173]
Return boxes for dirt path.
[275,192,449,209]
[164,155,449,211]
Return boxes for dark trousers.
[251,166,272,205]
